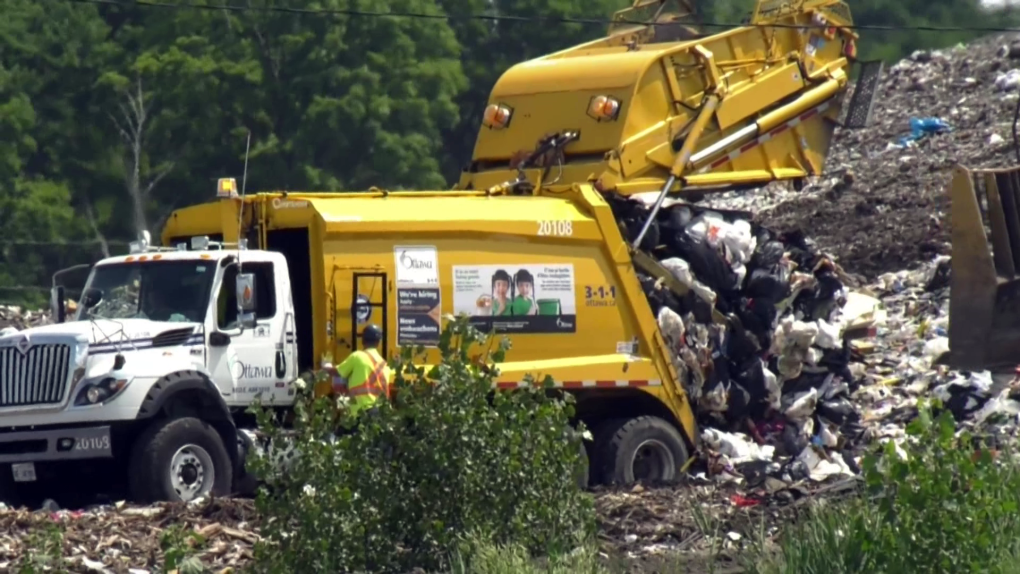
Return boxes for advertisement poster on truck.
[452,264,576,334]
[394,245,441,346]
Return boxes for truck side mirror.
[236,272,257,330]
[239,312,257,330]
[50,286,66,324]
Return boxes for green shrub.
[245,315,595,573]
[753,400,1020,574]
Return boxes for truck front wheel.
[598,416,689,486]
[128,417,233,503]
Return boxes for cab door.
[207,257,291,405]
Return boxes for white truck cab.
[0,231,298,503]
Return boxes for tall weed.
[754,400,1020,573]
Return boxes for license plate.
[12,462,36,482]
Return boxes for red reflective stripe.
[349,385,382,397]
[348,352,388,398]
[365,357,389,396]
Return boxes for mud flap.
[842,60,884,129]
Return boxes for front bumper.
[0,425,113,464]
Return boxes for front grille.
[0,344,72,407]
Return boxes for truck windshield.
[75,261,216,323]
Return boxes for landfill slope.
[709,34,1020,279]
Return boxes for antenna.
[236,130,252,269]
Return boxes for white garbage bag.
[700,428,775,464]
[660,257,717,304]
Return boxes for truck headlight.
[74,376,131,406]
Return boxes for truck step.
[842,60,884,129]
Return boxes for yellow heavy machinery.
[141,0,881,487]
[946,163,1020,373]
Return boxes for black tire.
[598,416,689,486]
[233,430,260,497]
[588,419,624,486]
[128,417,233,504]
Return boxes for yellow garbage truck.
[0,0,879,502]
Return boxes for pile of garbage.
[707,33,1020,279]
[855,257,1020,444]
[0,306,51,332]
[607,193,878,490]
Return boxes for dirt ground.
[0,476,862,572]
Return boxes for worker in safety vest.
[334,324,392,417]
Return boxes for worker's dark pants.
[332,404,399,460]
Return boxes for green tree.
[0,0,111,305]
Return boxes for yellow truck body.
[163,187,699,446]
[160,0,879,485]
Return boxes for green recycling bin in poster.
[452,264,577,334]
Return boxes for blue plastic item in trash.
[898,117,952,147]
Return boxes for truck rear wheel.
[598,416,688,486]
[128,417,233,503]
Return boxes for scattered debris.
[0,306,52,332]
[0,498,259,572]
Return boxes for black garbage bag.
[726,317,762,365]
[726,381,752,426]
[734,297,777,349]
[817,397,858,425]
[793,268,844,321]
[780,229,822,269]
[819,346,857,390]
[925,257,951,292]
[735,459,772,488]
[939,383,993,421]
[841,449,862,474]
[781,457,810,482]
[749,240,786,270]
[604,195,661,251]
[638,273,682,315]
[781,423,809,457]
[732,356,768,408]
[745,265,791,302]
[666,229,740,296]
[684,290,715,324]
[781,371,831,397]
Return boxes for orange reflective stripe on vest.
[348,352,389,398]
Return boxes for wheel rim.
[170,444,215,502]
[630,439,676,482]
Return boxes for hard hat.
[362,324,382,346]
